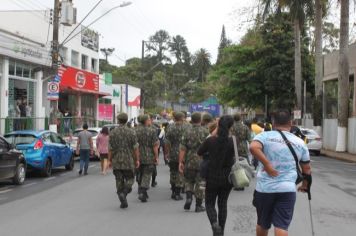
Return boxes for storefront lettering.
[13,43,43,59]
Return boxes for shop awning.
[60,85,111,97]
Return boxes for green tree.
[169,35,189,63]
[216,25,231,64]
[146,30,171,63]
[192,48,211,82]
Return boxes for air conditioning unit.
[60,0,77,26]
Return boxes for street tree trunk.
[313,0,323,131]
[294,19,302,112]
[336,0,350,152]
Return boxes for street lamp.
[61,1,133,46]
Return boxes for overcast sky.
[0,0,258,66]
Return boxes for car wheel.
[12,163,26,185]
[42,159,52,177]
[65,156,74,171]
[314,150,321,156]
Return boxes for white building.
[0,9,102,133]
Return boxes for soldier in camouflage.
[179,112,209,212]
[230,113,251,191]
[108,113,140,209]
[231,113,251,159]
[202,112,214,128]
[135,114,159,203]
[164,112,186,201]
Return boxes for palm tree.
[260,0,313,112]
[335,0,350,152]
[192,48,211,82]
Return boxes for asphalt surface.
[0,155,355,236]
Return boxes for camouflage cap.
[202,113,213,123]
[191,112,202,124]
[173,111,184,121]
[139,114,150,124]
[117,113,128,123]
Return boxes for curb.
[321,149,356,163]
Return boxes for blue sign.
[190,104,220,117]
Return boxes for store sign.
[60,66,99,92]
[81,26,99,52]
[0,31,51,66]
[47,81,60,100]
[98,104,113,121]
[126,85,141,107]
[104,73,112,85]
[190,104,220,117]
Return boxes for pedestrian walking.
[96,126,110,175]
[250,110,312,236]
[197,115,235,236]
[76,123,93,176]
[179,112,209,213]
[135,114,159,202]
[231,113,251,191]
[164,112,186,201]
[108,113,140,209]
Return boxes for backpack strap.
[276,130,301,172]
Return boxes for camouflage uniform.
[109,124,139,202]
[231,121,251,158]
[165,121,186,199]
[135,124,159,201]
[180,123,209,211]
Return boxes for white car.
[301,128,322,156]
[69,127,102,159]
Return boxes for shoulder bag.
[229,136,251,188]
[277,130,304,185]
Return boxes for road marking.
[0,188,13,194]
[44,177,56,181]
[22,182,37,188]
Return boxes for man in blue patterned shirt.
[250,110,312,236]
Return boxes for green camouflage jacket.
[135,125,159,165]
[231,121,251,157]
[180,124,209,170]
[109,125,139,170]
[165,122,186,162]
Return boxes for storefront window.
[9,61,15,75]
[81,94,95,118]
[9,61,34,79]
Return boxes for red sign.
[60,66,99,92]
[98,104,113,121]
[127,95,141,107]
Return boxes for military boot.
[184,191,193,210]
[151,175,157,187]
[118,192,128,209]
[212,222,223,236]
[195,198,206,212]
[138,188,148,203]
[174,187,183,201]
[171,184,176,199]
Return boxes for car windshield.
[4,134,37,145]
[73,130,98,137]
[301,129,318,136]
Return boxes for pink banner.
[98,104,113,121]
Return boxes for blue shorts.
[253,190,296,231]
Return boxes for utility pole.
[50,0,60,127]
[140,40,145,111]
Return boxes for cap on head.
[202,113,213,124]
[139,114,150,125]
[233,113,242,122]
[173,112,184,121]
[117,113,128,124]
[191,112,202,124]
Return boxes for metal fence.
[0,116,112,136]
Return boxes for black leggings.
[205,185,232,231]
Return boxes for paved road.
[0,155,355,236]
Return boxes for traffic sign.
[47,81,59,100]
[294,110,302,119]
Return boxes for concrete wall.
[323,119,338,151]
[348,118,356,154]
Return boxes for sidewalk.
[321,149,356,163]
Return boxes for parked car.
[70,127,101,159]
[301,128,322,155]
[0,136,27,185]
[4,131,74,177]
